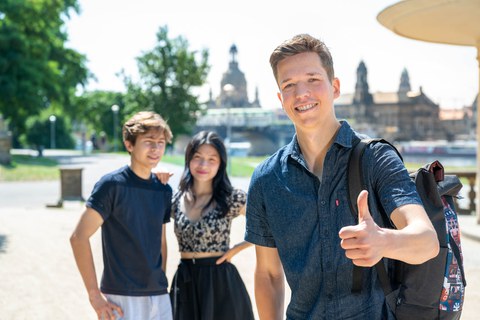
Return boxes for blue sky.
[66,0,478,110]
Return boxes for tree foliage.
[0,0,89,146]
[72,90,125,141]
[23,111,75,152]
[124,26,210,141]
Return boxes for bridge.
[195,107,295,156]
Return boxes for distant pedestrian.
[70,111,174,320]
[90,132,98,150]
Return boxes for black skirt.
[170,257,255,320]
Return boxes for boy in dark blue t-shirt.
[70,111,174,320]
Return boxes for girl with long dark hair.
[170,131,254,320]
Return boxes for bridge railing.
[447,170,477,217]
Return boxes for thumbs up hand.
[339,190,386,267]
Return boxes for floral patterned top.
[172,188,247,253]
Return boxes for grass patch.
[161,154,185,167]
[0,155,59,182]
[161,155,268,178]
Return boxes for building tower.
[398,68,411,102]
[353,61,373,120]
[218,44,251,108]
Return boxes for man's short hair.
[269,34,335,83]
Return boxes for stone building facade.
[335,61,445,142]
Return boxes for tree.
[124,26,210,141]
[0,0,89,146]
[23,112,75,153]
[72,90,125,146]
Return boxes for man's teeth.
[297,104,315,111]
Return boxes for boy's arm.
[254,245,285,320]
[70,207,123,319]
[161,224,167,273]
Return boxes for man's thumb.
[357,190,372,223]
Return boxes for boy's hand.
[152,167,174,185]
[89,291,123,320]
[338,190,386,267]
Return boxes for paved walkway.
[1,151,479,319]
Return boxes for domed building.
[196,44,293,156]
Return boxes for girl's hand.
[216,246,239,264]
[216,241,253,264]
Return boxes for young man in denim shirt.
[245,34,439,320]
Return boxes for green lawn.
[0,154,475,182]
[0,155,59,181]
[161,154,268,178]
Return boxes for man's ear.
[124,140,134,153]
[277,92,284,108]
[332,77,341,99]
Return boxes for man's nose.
[295,82,311,99]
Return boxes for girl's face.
[189,144,221,184]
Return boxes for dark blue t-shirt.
[87,165,172,296]
[245,121,421,319]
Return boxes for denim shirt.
[245,121,421,320]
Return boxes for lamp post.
[49,115,56,149]
[223,84,235,174]
[111,104,119,152]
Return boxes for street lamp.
[111,104,119,152]
[49,115,56,149]
[223,84,235,174]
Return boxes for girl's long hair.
[177,131,233,217]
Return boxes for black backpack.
[347,138,466,320]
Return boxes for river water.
[403,155,476,168]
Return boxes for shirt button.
[320,200,326,206]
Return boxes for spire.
[229,44,238,64]
[397,68,412,103]
[353,60,373,105]
[398,68,411,94]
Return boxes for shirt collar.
[284,120,356,154]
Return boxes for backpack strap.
[449,231,467,287]
[348,138,401,294]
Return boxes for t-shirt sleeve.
[368,143,423,217]
[86,177,115,221]
[244,168,276,247]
